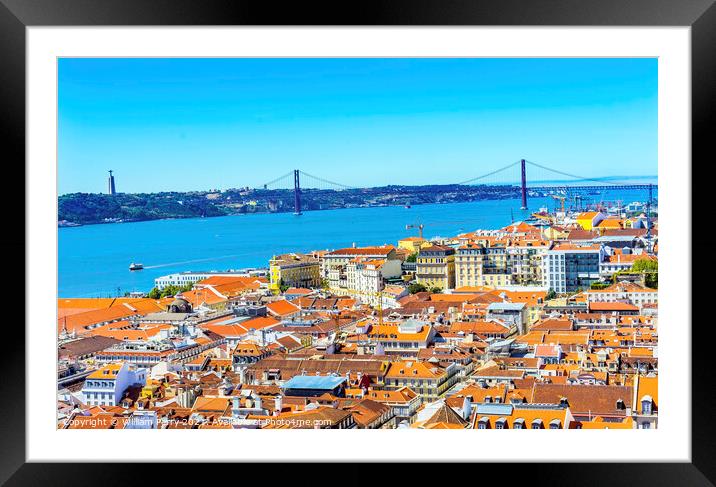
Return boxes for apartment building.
[322,246,401,291]
[542,244,603,293]
[416,245,456,290]
[268,252,321,293]
[80,363,147,407]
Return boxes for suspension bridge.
[255,159,657,216]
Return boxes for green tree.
[278,279,290,293]
[632,258,658,289]
[406,252,418,263]
[429,286,443,294]
[632,258,658,273]
[153,281,195,298]
[545,288,557,300]
[408,283,427,294]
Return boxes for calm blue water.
[58,189,653,297]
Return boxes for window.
[642,399,652,415]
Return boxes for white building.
[345,259,402,306]
[154,270,266,290]
[321,246,401,291]
[586,281,658,306]
[542,244,603,294]
[598,247,652,279]
[81,362,147,407]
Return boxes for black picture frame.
[2,0,710,483]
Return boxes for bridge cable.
[298,170,358,190]
[525,160,625,186]
[454,160,522,186]
[260,171,295,189]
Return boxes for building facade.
[542,245,602,293]
[416,245,456,290]
[268,253,321,293]
[81,362,147,407]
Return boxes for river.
[58,189,653,297]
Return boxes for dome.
[168,294,192,313]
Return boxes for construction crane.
[551,195,566,214]
[405,223,424,239]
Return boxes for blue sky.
[58,58,657,194]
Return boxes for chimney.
[274,395,283,415]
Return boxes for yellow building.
[269,253,321,293]
[575,212,604,231]
[542,225,570,241]
[141,378,163,400]
[416,245,455,290]
[398,237,430,254]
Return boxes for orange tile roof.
[266,299,300,317]
[385,361,444,379]
[588,302,639,312]
[87,363,123,380]
[595,218,623,229]
[367,324,432,342]
[191,396,232,414]
[450,321,510,334]
[327,246,395,256]
[240,316,280,331]
[57,306,141,336]
[366,387,418,403]
[89,324,170,341]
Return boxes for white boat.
[129,263,144,271]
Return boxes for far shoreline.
[56,196,524,229]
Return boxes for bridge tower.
[293,169,302,215]
[520,159,528,210]
[646,183,653,239]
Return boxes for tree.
[632,258,658,273]
[278,279,290,293]
[408,283,427,294]
[545,288,557,300]
[632,258,658,289]
[429,286,443,294]
[406,252,418,263]
[590,281,610,290]
[149,281,195,299]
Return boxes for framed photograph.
[4,0,712,482]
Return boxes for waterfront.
[58,190,652,297]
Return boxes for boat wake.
[142,255,242,270]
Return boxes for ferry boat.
[129,263,144,271]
